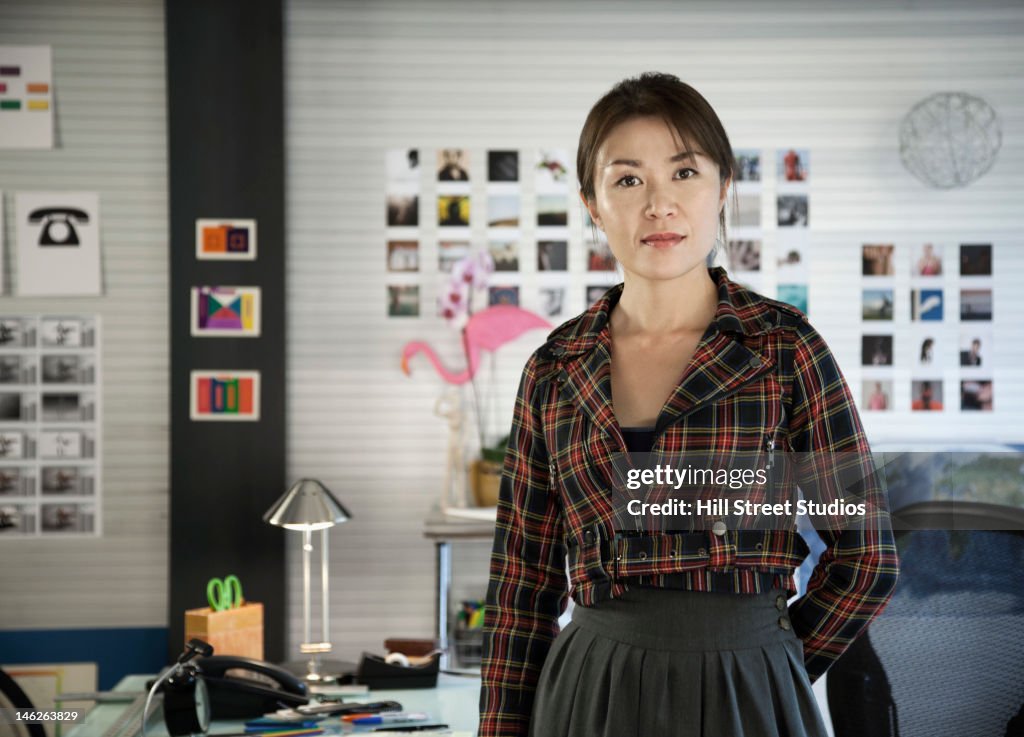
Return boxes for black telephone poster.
[16,192,102,296]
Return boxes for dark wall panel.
[166,0,286,663]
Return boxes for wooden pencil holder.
[184,602,264,660]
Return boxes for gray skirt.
[528,586,828,737]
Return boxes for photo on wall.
[41,355,94,384]
[438,241,470,272]
[190,370,260,421]
[862,335,893,366]
[537,240,567,271]
[777,284,808,315]
[863,380,892,411]
[190,286,261,337]
[960,289,992,321]
[0,432,25,459]
[41,503,94,533]
[777,245,807,281]
[488,239,519,272]
[776,195,808,227]
[438,195,470,227]
[539,287,566,318]
[862,289,894,321]
[39,430,84,458]
[959,330,990,367]
[910,289,944,321]
[913,243,943,276]
[195,218,257,261]
[487,195,520,228]
[729,193,760,228]
[488,150,519,182]
[733,149,761,182]
[387,285,420,317]
[959,243,992,276]
[727,240,761,272]
[535,149,571,189]
[916,336,939,367]
[537,195,568,227]
[587,240,616,272]
[386,148,419,184]
[862,244,895,276]
[0,504,35,535]
[488,286,519,307]
[911,380,943,411]
[961,380,993,411]
[386,240,419,272]
[437,149,470,181]
[386,192,419,227]
[777,148,809,182]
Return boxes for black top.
[621,426,656,454]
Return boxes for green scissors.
[206,574,244,611]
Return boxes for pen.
[351,712,429,725]
[372,725,450,733]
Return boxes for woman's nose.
[644,182,678,218]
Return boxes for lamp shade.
[263,478,352,530]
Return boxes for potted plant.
[472,434,508,508]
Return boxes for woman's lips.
[641,234,685,248]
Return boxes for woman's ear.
[579,191,601,229]
[719,177,732,211]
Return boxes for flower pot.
[471,458,502,507]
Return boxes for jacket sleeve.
[785,322,900,683]
[478,352,569,737]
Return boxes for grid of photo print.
[727,148,811,316]
[0,315,101,538]
[860,242,994,413]
[385,147,625,322]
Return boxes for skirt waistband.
[570,585,796,652]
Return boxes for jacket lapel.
[654,330,773,436]
[558,338,621,447]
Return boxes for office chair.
[827,501,1024,737]
[0,668,46,737]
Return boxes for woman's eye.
[676,168,697,179]
[616,174,640,187]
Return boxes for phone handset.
[196,655,307,696]
[27,207,90,246]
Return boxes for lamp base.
[279,658,359,684]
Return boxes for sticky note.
[0,83,7,93]
[0,100,20,110]
[27,100,49,111]
[0,66,20,76]
[26,83,49,93]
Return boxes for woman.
[479,72,899,737]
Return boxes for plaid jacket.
[479,266,899,737]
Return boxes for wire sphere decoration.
[899,92,1002,189]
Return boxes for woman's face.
[582,116,729,283]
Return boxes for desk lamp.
[264,478,352,682]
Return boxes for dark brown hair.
[577,72,737,238]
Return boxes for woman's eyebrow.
[604,151,705,168]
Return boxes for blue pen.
[351,712,429,725]
[244,720,321,730]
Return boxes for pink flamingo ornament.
[401,305,551,385]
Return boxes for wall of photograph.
[0,316,101,537]
[284,0,1024,662]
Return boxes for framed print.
[190,286,261,337]
[190,370,260,421]
[195,218,257,260]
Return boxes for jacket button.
[755,542,764,551]
[778,617,791,631]
[711,520,728,536]
[669,549,677,558]
[583,530,595,544]
[748,356,763,369]
[775,594,787,611]
[638,551,647,560]
[550,346,565,357]
[698,547,707,556]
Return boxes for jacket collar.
[548,266,780,355]
[548,266,778,442]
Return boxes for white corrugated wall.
[0,0,168,628]
[283,0,1024,664]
